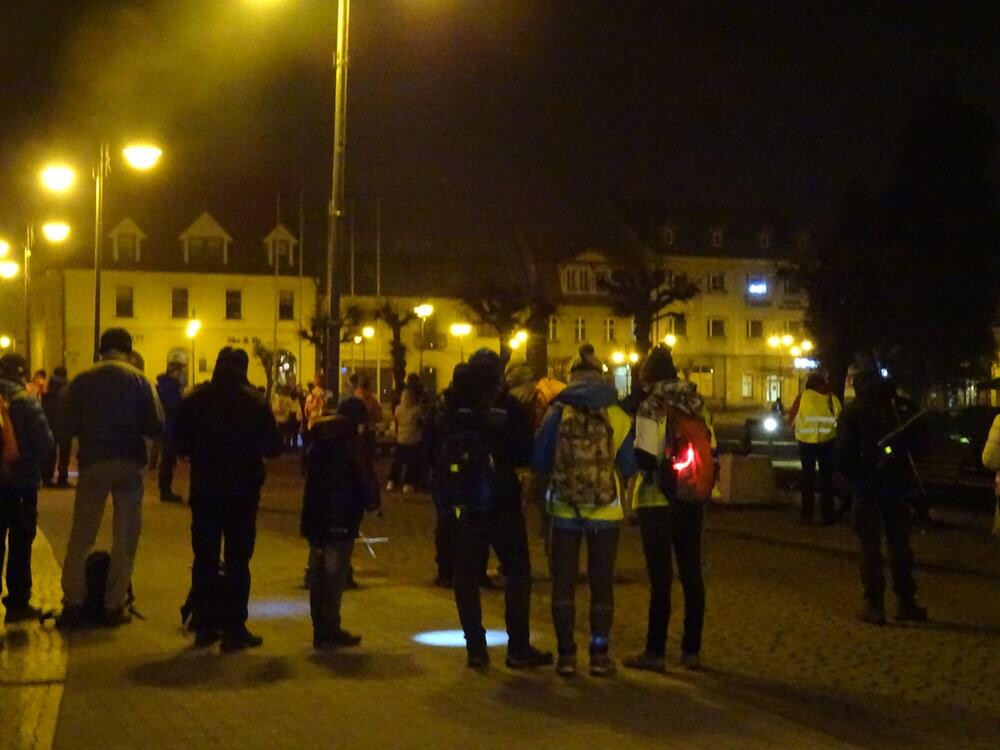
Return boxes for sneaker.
[859,600,887,626]
[193,629,222,648]
[467,648,490,669]
[160,492,184,503]
[623,650,667,674]
[506,644,554,669]
[4,604,44,625]
[385,481,396,492]
[55,606,84,630]
[314,630,362,649]
[556,653,578,676]
[221,628,264,652]
[895,600,928,622]
[402,484,414,494]
[101,607,133,627]
[681,652,702,671]
[589,650,617,677]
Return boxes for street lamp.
[0,336,12,350]
[768,333,808,405]
[664,333,677,348]
[611,351,626,365]
[122,144,163,171]
[0,261,17,279]
[414,304,434,371]
[39,164,76,194]
[41,221,71,243]
[449,322,472,362]
[360,326,374,369]
[186,317,202,386]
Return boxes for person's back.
[41,370,67,424]
[394,390,424,445]
[837,378,915,489]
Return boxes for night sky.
[1,0,997,269]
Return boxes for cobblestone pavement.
[18,453,1000,748]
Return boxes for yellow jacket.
[793,389,841,444]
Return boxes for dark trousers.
[799,440,835,521]
[158,441,178,496]
[851,490,917,605]
[637,504,705,657]
[550,524,621,656]
[0,486,38,609]
[41,436,72,485]
[309,538,355,638]
[389,444,420,485]
[190,493,259,634]
[453,507,532,653]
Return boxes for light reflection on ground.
[412,629,508,648]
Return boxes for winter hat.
[640,345,678,385]
[99,327,133,355]
[337,396,368,427]
[449,362,495,407]
[468,348,502,390]
[569,343,603,373]
[0,353,28,382]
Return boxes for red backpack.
[657,409,714,502]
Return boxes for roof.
[179,211,233,242]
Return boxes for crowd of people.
[0,327,946,672]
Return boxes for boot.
[894,599,928,622]
[858,599,887,626]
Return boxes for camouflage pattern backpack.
[551,405,617,509]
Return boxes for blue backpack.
[434,408,498,515]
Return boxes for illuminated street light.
[40,163,76,193]
[41,221,71,243]
[353,334,363,345]
[801,340,814,352]
[629,352,640,364]
[781,334,794,346]
[790,346,802,357]
[414,304,434,371]
[611,351,626,365]
[122,144,163,171]
[508,336,522,351]
[0,261,20,280]
[186,319,202,339]
[664,333,677,348]
[450,322,472,361]
[414,304,434,320]
[767,335,781,348]
[513,329,528,344]
[0,336,11,349]
[362,325,375,339]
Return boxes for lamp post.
[414,304,434,372]
[664,333,677,348]
[768,334,813,405]
[186,316,202,387]
[449,322,472,362]
[361,325,374,371]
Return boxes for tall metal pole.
[92,143,109,361]
[23,225,32,370]
[325,0,351,392]
[297,191,305,382]
[375,196,382,398]
[271,193,281,400]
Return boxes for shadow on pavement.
[308,649,426,680]
[915,619,1000,637]
[127,651,296,689]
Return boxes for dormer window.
[579,268,592,293]
[565,268,578,292]
[188,236,225,264]
[109,218,145,263]
[265,224,299,268]
[797,233,810,251]
[661,227,675,246]
[711,229,724,248]
[181,212,231,265]
[759,232,772,250]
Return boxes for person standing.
[40,366,71,488]
[533,344,633,677]
[387,379,425,493]
[0,354,55,623]
[980,413,1000,538]
[25,370,47,398]
[176,348,283,650]
[789,373,842,524]
[837,366,928,625]
[432,354,551,670]
[155,361,186,503]
[623,346,710,673]
[302,397,380,649]
[56,328,163,628]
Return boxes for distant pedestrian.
[176,347,283,650]
[431,352,551,670]
[155,361,186,503]
[979,413,1000,538]
[271,386,297,450]
[836,366,928,625]
[354,375,382,439]
[25,369,47,398]
[387,378,425,493]
[624,346,711,674]
[533,344,632,677]
[0,354,55,623]
[788,373,842,524]
[302,397,380,649]
[40,366,71,488]
[56,328,164,628]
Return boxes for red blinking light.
[672,445,695,472]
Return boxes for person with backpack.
[40,366,71,488]
[623,346,712,673]
[155,360,186,503]
[0,354,55,624]
[431,353,551,669]
[533,344,634,677]
[175,348,283,650]
[56,328,164,629]
[301,396,381,649]
[788,373,842,525]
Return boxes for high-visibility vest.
[794,389,841,444]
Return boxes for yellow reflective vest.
[793,389,841,444]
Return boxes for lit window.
[746,320,764,338]
[226,290,242,320]
[667,316,687,337]
[707,318,725,338]
[548,316,559,342]
[741,374,754,398]
[603,318,615,343]
[171,288,189,319]
[279,290,294,321]
[574,317,587,343]
[115,286,134,318]
[747,275,768,296]
[708,272,726,292]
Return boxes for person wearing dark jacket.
[301,397,380,649]
[57,329,164,628]
[0,354,55,623]
[431,350,551,670]
[155,361,185,503]
[40,366,70,488]
[837,367,928,626]
[176,347,283,650]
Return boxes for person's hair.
[570,343,603,373]
[99,327,133,355]
[640,345,678,385]
[53,366,68,378]
[805,373,826,390]
[349,373,360,387]
[358,374,371,391]
[33,369,47,380]
[0,353,27,381]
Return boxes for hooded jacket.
[836,377,919,488]
[533,379,633,525]
[0,378,55,487]
[155,372,184,442]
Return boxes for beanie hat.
[569,343,603,373]
[99,327,133,355]
[640,345,678,384]
[0,353,28,382]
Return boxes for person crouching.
[302,397,381,649]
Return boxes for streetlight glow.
[781,334,794,346]
[0,261,20,280]
[185,319,202,339]
[0,336,11,349]
[449,322,472,337]
[40,163,76,193]
[767,335,781,348]
[414,304,434,320]
[664,333,677,348]
[362,325,375,339]
[122,144,163,171]
[41,221,71,243]
[513,329,528,344]
[790,346,802,357]
[508,336,522,350]
[611,351,626,365]
[353,335,363,345]
[801,340,814,352]
[0,239,10,258]
[629,352,640,364]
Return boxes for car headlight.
[763,416,778,433]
